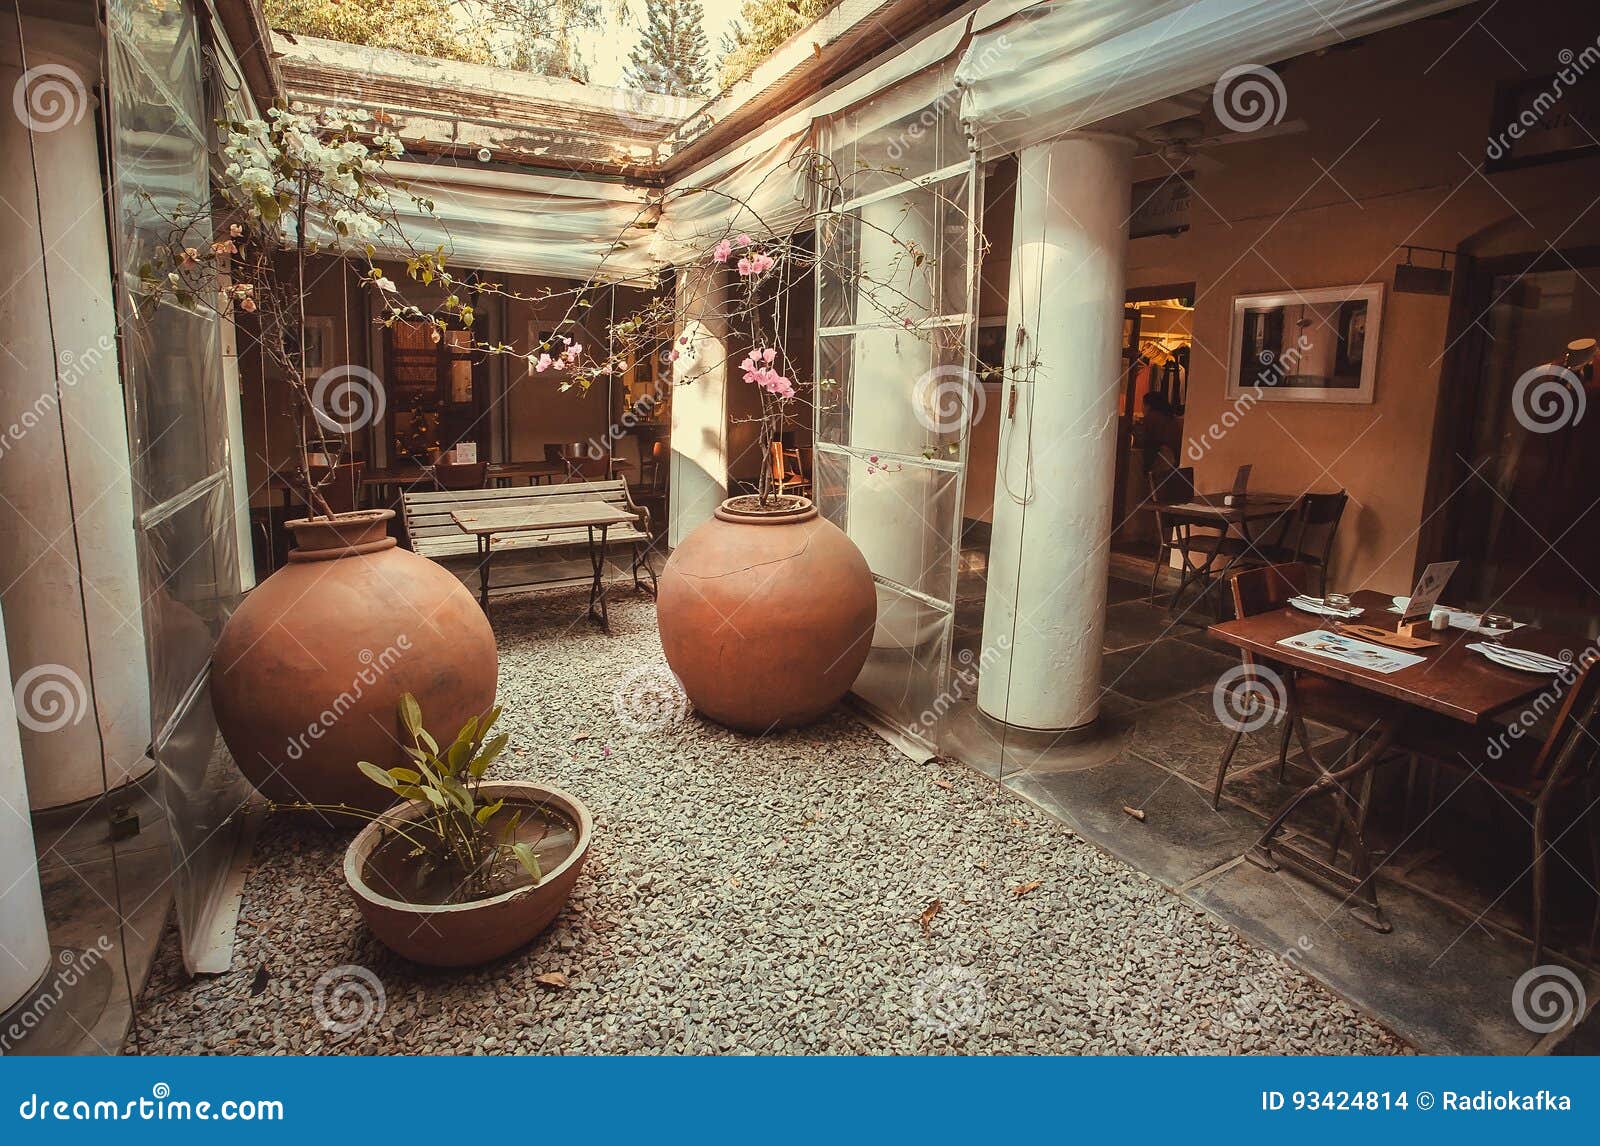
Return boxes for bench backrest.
[402,478,636,550]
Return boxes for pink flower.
[239,297,256,313]
[228,223,243,238]
[210,240,237,256]
[668,348,680,362]
[535,353,554,372]
[736,233,752,247]
[179,247,200,267]
[712,238,732,263]
[738,349,795,399]
[563,342,582,363]
[761,347,776,364]
[737,251,775,278]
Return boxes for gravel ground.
[128,588,1407,1055]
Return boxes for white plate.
[1468,642,1566,675]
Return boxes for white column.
[979,133,1135,731]
[0,606,50,1012]
[0,31,152,807]
[669,264,731,547]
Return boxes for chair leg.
[1149,545,1165,604]
[1276,716,1295,781]
[1533,792,1552,967]
[1212,726,1245,810]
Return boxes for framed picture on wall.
[301,316,336,379]
[1226,284,1383,404]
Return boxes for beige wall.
[1125,0,1600,593]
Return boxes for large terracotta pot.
[344,782,591,967]
[657,496,876,732]
[211,509,496,812]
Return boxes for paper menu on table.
[1399,560,1459,626]
[1277,629,1427,674]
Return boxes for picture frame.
[1226,283,1383,405]
[301,316,336,379]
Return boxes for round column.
[0,34,152,807]
[0,604,50,1012]
[669,263,734,548]
[978,133,1135,731]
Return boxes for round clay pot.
[657,496,876,732]
[344,782,591,967]
[210,509,497,812]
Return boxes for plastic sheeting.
[955,0,1475,158]
[107,0,252,974]
[653,13,975,264]
[377,162,660,283]
[651,126,812,267]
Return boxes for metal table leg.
[586,524,612,631]
[1247,714,1400,932]
[476,534,493,610]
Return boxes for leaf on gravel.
[1122,805,1147,822]
[920,898,943,936]
[1011,880,1041,898]
[1009,817,1026,827]
[932,778,954,791]
[533,971,569,989]
[571,729,593,743]
[249,963,270,996]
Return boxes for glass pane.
[814,446,960,601]
[123,302,228,503]
[142,480,242,732]
[817,173,972,329]
[849,584,955,747]
[825,66,965,202]
[816,331,975,458]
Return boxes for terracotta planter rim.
[285,509,397,560]
[343,781,592,917]
[714,495,817,525]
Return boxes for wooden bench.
[402,478,657,599]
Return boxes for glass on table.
[1479,612,1516,642]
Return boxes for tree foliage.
[622,0,711,96]
[720,0,836,88]
[262,0,492,64]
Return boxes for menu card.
[1399,560,1459,626]
[1278,629,1426,674]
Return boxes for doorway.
[1440,248,1600,635]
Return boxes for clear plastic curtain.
[813,63,981,756]
[106,0,252,973]
[955,0,1475,158]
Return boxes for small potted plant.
[271,694,592,967]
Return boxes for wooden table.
[1161,491,1302,611]
[450,501,638,629]
[1209,589,1588,929]
[362,466,435,504]
[487,460,567,488]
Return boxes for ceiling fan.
[1134,115,1309,173]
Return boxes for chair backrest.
[1531,657,1600,787]
[433,461,487,491]
[309,460,364,515]
[1290,490,1349,564]
[1229,562,1312,619]
[1147,457,1195,506]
